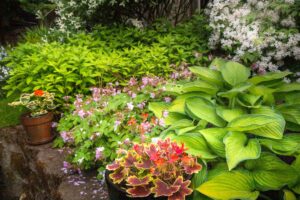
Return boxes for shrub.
[3,16,209,103]
[206,0,300,73]
[149,58,300,199]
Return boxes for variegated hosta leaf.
[218,82,252,99]
[248,71,291,85]
[164,112,190,126]
[181,80,219,95]
[248,85,275,105]
[283,189,297,200]
[199,128,227,158]
[275,83,300,93]
[244,153,298,191]
[185,96,226,127]
[220,61,250,86]
[237,93,263,108]
[197,170,259,200]
[224,132,261,170]
[227,114,285,139]
[259,133,300,156]
[291,155,300,194]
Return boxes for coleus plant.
[106,138,202,200]
[149,58,300,199]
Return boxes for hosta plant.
[149,58,300,199]
[9,90,56,117]
[106,138,202,199]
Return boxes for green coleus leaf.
[220,61,250,86]
[227,114,285,139]
[169,92,211,114]
[224,132,261,170]
[148,102,170,118]
[216,106,246,122]
[245,153,298,191]
[199,128,227,158]
[277,104,300,125]
[248,71,291,85]
[185,97,226,127]
[259,133,300,156]
[197,170,259,200]
[189,66,223,86]
[172,132,217,160]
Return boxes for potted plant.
[105,138,202,200]
[9,90,56,145]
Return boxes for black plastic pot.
[105,170,167,200]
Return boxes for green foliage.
[4,15,209,104]
[149,58,300,199]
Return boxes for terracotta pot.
[105,170,173,200]
[21,112,55,145]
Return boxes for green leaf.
[227,114,285,139]
[291,155,300,194]
[277,104,300,125]
[164,113,190,125]
[259,134,300,156]
[172,133,217,159]
[148,102,170,118]
[199,128,227,158]
[248,85,275,105]
[169,92,211,114]
[237,93,263,108]
[224,132,261,170]
[283,189,297,200]
[185,97,226,127]
[245,153,298,191]
[220,61,250,86]
[249,71,291,85]
[189,66,223,86]
[218,82,252,99]
[181,80,219,95]
[216,106,246,122]
[197,170,259,200]
[275,83,300,93]
[208,57,227,71]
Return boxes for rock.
[0,126,109,200]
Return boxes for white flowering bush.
[206,0,300,73]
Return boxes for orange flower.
[127,117,137,126]
[141,113,149,122]
[34,90,44,97]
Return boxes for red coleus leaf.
[152,179,180,197]
[134,158,152,169]
[133,144,144,155]
[126,175,151,186]
[126,186,152,198]
[168,176,193,200]
[109,168,129,184]
[172,142,186,155]
[34,89,44,97]
[124,152,137,167]
[141,113,149,122]
[106,161,121,171]
[184,162,202,175]
[146,144,160,161]
[127,117,137,126]
[169,154,179,163]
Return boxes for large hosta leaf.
[169,92,211,114]
[227,114,285,139]
[237,93,263,108]
[164,112,190,126]
[291,155,300,194]
[148,102,170,118]
[249,71,291,85]
[245,153,298,191]
[172,133,217,159]
[189,66,223,86]
[181,80,219,95]
[224,132,261,170]
[259,134,300,156]
[216,107,246,122]
[185,97,226,127]
[208,57,227,71]
[218,82,252,99]
[199,128,227,157]
[283,189,297,200]
[275,83,300,93]
[277,104,300,125]
[220,61,250,86]
[197,170,259,200]
[248,85,275,105]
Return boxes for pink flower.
[159,118,165,127]
[162,110,169,118]
[60,131,73,142]
[127,102,134,110]
[137,102,146,109]
[77,110,86,118]
[95,147,105,160]
[164,97,172,103]
[114,120,121,131]
[129,77,138,86]
[150,93,156,98]
[51,122,58,128]
[131,93,137,98]
[142,77,149,86]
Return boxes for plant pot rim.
[21,111,54,126]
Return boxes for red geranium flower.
[34,90,44,97]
